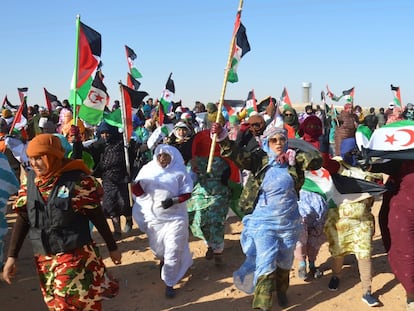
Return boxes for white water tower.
[302,82,312,105]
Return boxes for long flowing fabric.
[233,163,301,294]
[132,145,193,286]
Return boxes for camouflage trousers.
[252,267,290,310]
[36,243,119,311]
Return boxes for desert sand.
[0,200,407,311]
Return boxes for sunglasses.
[269,137,287,144]
[250,122,264,128]
[284,113,293,116]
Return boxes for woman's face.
[268,134,287,156]
[29,156,48,177]
[157,153,172,168]
[176,127,189,139]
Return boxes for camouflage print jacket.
[218,137,323,216]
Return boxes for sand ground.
[0,200,407,311]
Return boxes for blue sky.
[1,0,413,111]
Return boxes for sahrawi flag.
[159,73,175,125]
[326,85,343,102]
[390,84,402,108]
[107,84,148,140]
[9,87,28,135]
[301,168,339,208]
[43,87,58,113]
[355,124,373,150]
[1,95,18,110]
[127,72,141,90]
[123,85,148,139]
[280,86,292,108]
[227,12,251,83]
[70,19,101,106]
[301,168,373,208]
[342,87,355,103]
[365,120,414,151]
[125,45,143,80]
[245,89,257,115]
[78,70,109,125]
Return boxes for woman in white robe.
[131,144,193,298]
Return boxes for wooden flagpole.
[207,0,244,173]
[119,82,133,206]
[72,15,81,122]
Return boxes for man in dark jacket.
[363,107,378,132]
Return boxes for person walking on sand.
[131,144,193,298]
[212,122,322,311]
[85,120,136,239]
[187,106,235,265]
[324,137,381,307]
[2,134,121,311]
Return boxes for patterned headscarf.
[262,126,288,165]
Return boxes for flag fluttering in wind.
[17,87,28,109]
[302,168,339,208]
[105,85,148,135]
[43,88,58,112]
[342,87,355,103]
[78,70,109,125]
[390,84,402,108]
[125,45,143,80]
[280,87,292,108]
[245,89,257,115]
[326,85,343,102]
[127,72,141,90]
[9,88,28,135]
[207,2,249,173]
[120,84,148,139]
[227,12,251,83]
[159,73,175,125]
[1,96,18,110]
[363,120,414,152]
[119,85,148,110]
[70,18,102,110]
[17,87,28,120]
[222,100,245,117]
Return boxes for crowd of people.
[0,96,414,310]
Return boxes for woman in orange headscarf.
[3,134,121,311]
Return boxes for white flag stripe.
[367,125,414,151]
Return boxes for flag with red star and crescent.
[302,168,338,208]
[302,167,386,209]
[364,120,414,152]
[78,70,109,125]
